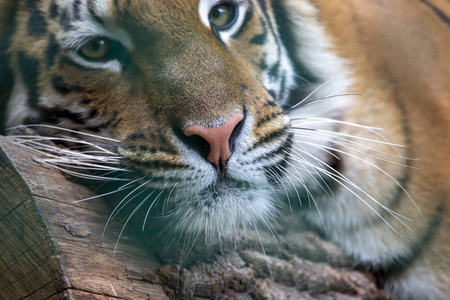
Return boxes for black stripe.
[94,110,123,128]
[419,0,450,26]
[265,99,277,107]
[157,147,178,155]
[374,203,444,276]
[88,108,98,118]
[267,89,276,99]
[125,145,178,156]
[256,0,277,42]
[51,74,86,94]
[87,0,104,25]
[132,160,189,170]
[249,17,268,45]
[254,134,292,164]
[261,136,293,182]
[26,0,36,10]
[256,0,282,95]
[51,75,71,94]
[268,59,280,79]
[46,33,60,68]
[126,175,186,185]
[59,9,71,31]
[28,7,48,36]
[17,51,41,108]
[73,0,82,20]
[272,0,319,107]
[127,133,146,141]
[49,0,59,19]
[279,70,287,100]
[256,112,277,128]
[249,126,288,150]
[250,32,267,45]
[46,107,86,124]
[231,7,254,40]
[24,115,42,126]
[81,99,94,105]
[0,24,16,134]
[374,66,414,218]
[259,58,268,71]
[256,0,267,16]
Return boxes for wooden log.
[0,135,168,299]
[0,135,387,299]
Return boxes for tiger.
[1,0,449,299]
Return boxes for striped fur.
[1,0,450,299]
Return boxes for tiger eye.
[209,4,235,28]
[81,38,108,59]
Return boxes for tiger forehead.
[85,0,212,29]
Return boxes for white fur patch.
[6,79,38,127]
[68,51,122,72]
[90,0,112,21]
[198,0,213,28]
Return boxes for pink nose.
[184,113,244,169]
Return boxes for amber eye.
[209,4,237,29]
[80,38,109,59]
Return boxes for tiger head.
[1,0,354,240]
[3,0,450,298]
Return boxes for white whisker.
[73,177,144,203]
[142,190,165,231]
[7,124,121,142]
[103,180,151,236]
[290,126,403,148]
[266,166,292,211]
[290,130,416,169]
[113,193,150,255]
[283,75,346,113]
[281,148,334,198]
[288,145,413,229]
[301,139,420,215]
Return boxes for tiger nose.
[184,113,244,171]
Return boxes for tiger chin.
[1,0,449,299]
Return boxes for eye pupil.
[213,9,220,18]
[91,40,102,51]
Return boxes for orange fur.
[311,0,450,296]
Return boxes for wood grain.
[0,135,168,299]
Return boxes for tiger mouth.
[202,178,254,198]
[183,177,258,206]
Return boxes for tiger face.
[3,0,449,299]
[1,0,350,238]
